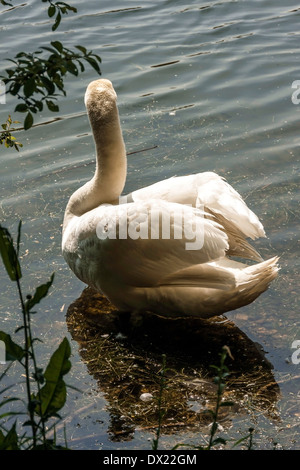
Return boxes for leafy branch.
[43,0,77,31]
[1,41,101,129]
[0,115,23,151]
[1,0,77,31]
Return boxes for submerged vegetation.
[66,287,280,449]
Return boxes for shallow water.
[0,0,300,450]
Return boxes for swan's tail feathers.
[206,256,279,317]
[158,263,236,291]
[241,256,279,282]
[236,256,279,302]
[153,256,279,318]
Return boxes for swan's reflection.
[66,287,280,442]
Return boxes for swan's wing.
[130,174,198,206]
[63,200,229,289]
[130,171,265,241]
[196,173,265,240]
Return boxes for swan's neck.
[64,97,127,228]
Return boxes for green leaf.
[25,273,55,312]
[24,78,36,98]
[35,337,71,418]
[16,220,22,256]
[15,103,28,113]
[40,76,55,94]
[5,68,14,78]
[85,56,101,74]
[10,82,21,96]
[0,225,22,281]
[34,100,43,112]
[28,106,37,114]
[24,111,33,130]
[51,40,63,53]
[65,61,78,76]
[0,331,24,362]
[77,60,85,73]
[41,46,58,55]
[48,4,56,17]
[0,397,21,411]
[212,437,227,446]
[0,422,20,450]
[46,337,71,380]
[46,100,59,112]
[52,11,61,31]
[75,45,87,54]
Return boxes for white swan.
[62,79,278,319]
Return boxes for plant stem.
[152,354,167,451]
[15,275,37,447]
[25,301,47,446]
[207,348,228,450]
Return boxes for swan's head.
[84,79,117,117]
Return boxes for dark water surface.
[1,0,300,449]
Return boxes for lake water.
[1,0,300,450]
